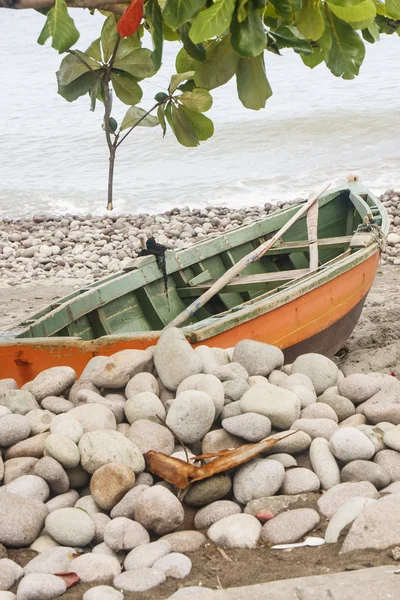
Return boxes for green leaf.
[176,47,200,72]
[194,35,240,89]
[115,35,142,61]
[178,22,207,61]
[90,78,100,111]
[121,106,159,130]
[113,49,156,79]
[297,0,325,40]
[178,88,213,112]
[327,0,376,22]
[237,0,249,22]
[301,24,331,66]
[325,8,365,78]
[163,0,206,30]
[168,103,199,147]
[362,20,380,41]
[158,104,167,137]
[86,38,102,62]
[145,0,164,70]
[181,106,214,140]
[230,0,266,58]
[57,52,101,86]
[101,15,119,63]
[386,0,400,17]
[58,71,97,102]
[169,71,195,93]
[37,0,79,53]
[268,0,301,21]
[111,71,143,104]
[328,0,372,5]
[269,26,313,54]
[236,54,272,110]
[190,0,236,44]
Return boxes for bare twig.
[116,100,167,148]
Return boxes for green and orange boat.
[0,181,388,385]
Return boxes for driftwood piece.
[144,431,297,489]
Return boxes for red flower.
[117,0,144,38]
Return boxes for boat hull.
[0,251,379,386]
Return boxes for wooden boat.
[0,181,388,385]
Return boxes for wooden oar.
[165,183,330,330]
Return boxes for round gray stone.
[0,390,39,415]
[232,340,284,377]
[16,573,67,600]
[5,475,50,503]
[338,374,381,404]
[233,458,285,504]
[184,474,232,507]
[317,481,380,519]
[222,413,271,442]
[83,586,124,600]
[329,427,375,462]
[261,508,320,544]
[78,430,144,474]
[0,414,31,447]
[124,540,171,570]
[207,513,262,549]
[153,553,192,579]
[128,420,174,455]
[134,486,184,535]
[28,367,76,401]
[124,392,166,424]
[166,390,215,444]
[291,354,339,395]
[104,517,150,551]
[154,328,202,391]
[70,553,121,583]
[281,468,320,495]
[177,374,224,417]
[341,460,390,490]
[44,434,80,469]
[195,501,241,530]
[0,490,48,548]
[309,437,340,490]
[240,385,300,430]
[374,449,400,482]
[290,418,338,441]
[45,507,95,547]
[114,568,166,592]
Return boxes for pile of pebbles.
[0,201,293,286]
[2,330,400,599]
[378,189,400,266]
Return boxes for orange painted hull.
[0,252,379,386]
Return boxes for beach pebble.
[74,495,102,516]
[222,379,250,402]
[83,586,124,600]
[309,438,340,490]
[244,493,318,517]
[0,559,22,591]
[5,474,50,503]
[285,385,316,409]
[78,430,144,474]
[110,485,149,519]
[45,507,95,547]
[317,394,355,421]
[166,390,215,444]
[28,367,76,401]
[233,458,285,504]
[16,573,66,600]
[261,508,320,545]
[70,553,121,583]
[232,340,284,376]
[374,449,400,481]
[92,513,111,544]
[281,468,320,495]
[134,486,184,535]
[357,425,385,453]
[184,474,232,507]
[341,460,391,489]
[34,457,69,495]
[69,404,117,433]
[29,535,60,553]
[124,540,171,570]
[301,403,338,422]
[317,481,380,519]
[207,514,262,549]
[266,453,298,468]
[168,588,213,598]
[114,568,166,592]
[124,392,166,424]
[89,349,153,389]
[339,414,367,428]
[329,427,375,462]
[0,379,17,393]
[90,462,135,510]
[338,374,381,404]
[0,390,39,415]
[126,372,159,398]
[0,490,47,547]
[50,413,83,443]
[154,328,202,391]
[195,501,242,530]
[0,415,31,447]
[159,531,206,552]
[282,373,316,394]
[26,409,54,435]
[325,497,377,543]
[266,430,312,455]
[213,362,248,382]
[240,385,300,430]
[177,374,224,417]
[5,433,48,460]
[23,547,74,575]
[41,396,74,414]
[201,429,242,456]
[341,494,400,552]
[128,420,174,455]
[290,418,338,440]
[153,553,192,579]
[383,425,400,451]
[222,413,271,442]
[291,353,338,395]
[104,517,149,551]
[44,434,80,468]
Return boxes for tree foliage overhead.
[2,0,400,208]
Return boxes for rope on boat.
[138,237,169,304]
[356,214,387,252]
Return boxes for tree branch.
[0,0,127,14]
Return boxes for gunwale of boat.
[1,182,388,343]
